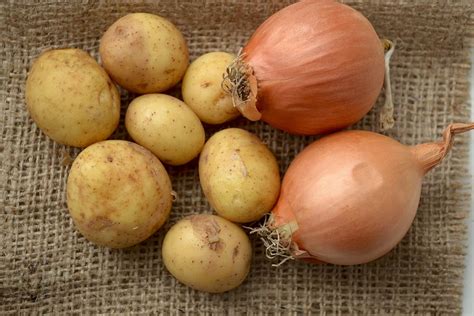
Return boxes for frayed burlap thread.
[1,1,472,314]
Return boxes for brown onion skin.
[271,123,473,265]
[243,0,385,135]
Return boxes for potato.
[182,52,239,124]
[199,128,280,223]
[100,13,189,94]
[67,140,172,248]
[162,214,252,293]
[125,94,205,166]
[25,49,120,147]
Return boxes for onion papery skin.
[242,0,385,135]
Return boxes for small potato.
[162,214,252,293]
[26,49,120,147]
[182,52,239,124]
[100,13,189,94]
[199,128,280,223]
[67,140,172,248]
[125,94,205,166]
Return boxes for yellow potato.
[125,94,205,166]
[199,128,281,223]
[162,214,252,293]
[25,49,120,147]
[182,52,239,124]
[67,140,173,248]
[100,13,189,94]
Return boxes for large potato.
[100,13,189,94]
[125,94,205,166]
[67,140,173,248]
[25,49,120,147]
[182,52,239,124]
[199,128,280,223]
[162,214,252,293]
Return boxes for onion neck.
[410,123,474,174]
[222,55,261,121]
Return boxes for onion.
[223,0,394,135]
[253,123,474,265]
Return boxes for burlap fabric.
[1,0,472,314]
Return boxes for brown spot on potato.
[189,215,224,252]
[128,173,137,182]
[138,82,148,90]
[88,216,114,231]
[107,155,113,162]
[200,81,211,88]
[231,150,248,177]
[114,25,126,36]
[232,245,239,263]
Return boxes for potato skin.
[162,214,252,293]
[199,128,280,223]
[125,94,205,166]
[182,52,239,124]
[100,13,189,94]
[67,140,172,248]
[25,49,120,147]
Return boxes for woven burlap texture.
[1,0,472,314]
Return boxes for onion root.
[247,215,295,267]
[379,39,395,131]
[222,52,261,121]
